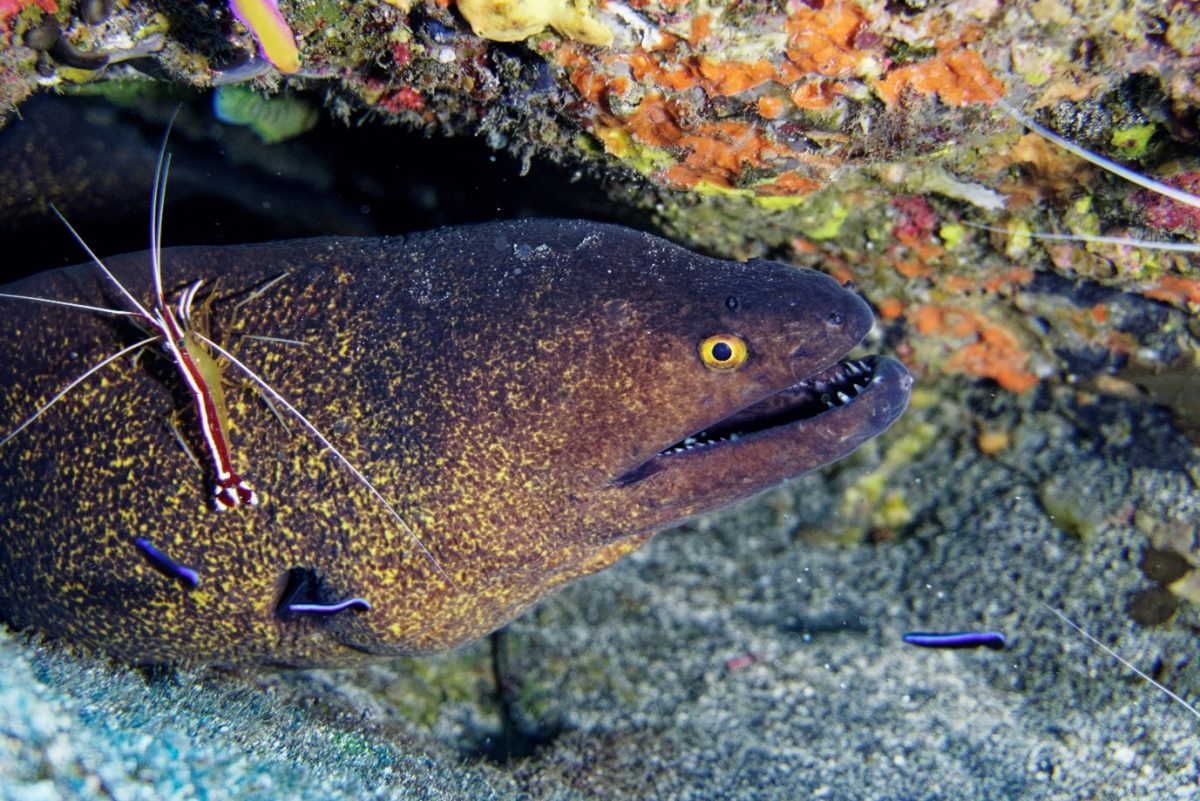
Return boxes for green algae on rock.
[212,84,318,143]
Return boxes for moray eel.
[0,220,911,666]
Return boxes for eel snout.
[614,354,912,490]
[657,355,905,455]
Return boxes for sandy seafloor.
[2,381,1197,801]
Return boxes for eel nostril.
[826,311,845,327]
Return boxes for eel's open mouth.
[658,357,877,456]
[614,355,908,487]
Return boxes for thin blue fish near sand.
[902,631,1007,651]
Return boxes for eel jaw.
[612,355,913,491]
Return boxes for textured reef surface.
[0,0,1198,797]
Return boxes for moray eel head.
[602,272,908,522]
[0,220,910,664]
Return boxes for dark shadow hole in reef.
[135,661,182,687]
[1,93,651,285]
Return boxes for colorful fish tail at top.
[228,0,300,74]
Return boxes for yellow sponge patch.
[457,0,613,46]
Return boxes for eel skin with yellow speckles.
[0,220,911,666]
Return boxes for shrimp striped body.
[156,282,256,510]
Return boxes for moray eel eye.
[699,334,748,370]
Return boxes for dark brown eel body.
[0,220,911,666]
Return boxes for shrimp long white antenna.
[151,126,173,302]
[997,100,1200,210]
[961,221,1200,253]
[1040,602,1200,722]
[49,206,153,321]
[0,293,143,317]
[0,337,156,448]
[198,333,457,589]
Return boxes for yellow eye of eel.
[699,334,748,370]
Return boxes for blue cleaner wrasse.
[902,631,1007,650]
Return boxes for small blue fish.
[902,631,1007,650]
[286,598,372,615]
[133,538,200,589]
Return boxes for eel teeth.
[659,357,878,456]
